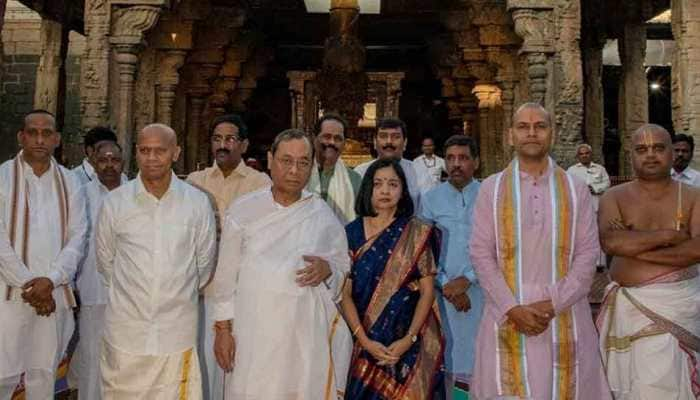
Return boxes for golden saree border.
[178,348,193,400]
[350,357,400,399]
[361,218,433,330]
[397,312,444,400]
[325,313,341,400]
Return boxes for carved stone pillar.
[34,18,67,119]
[81,0,112,131]
[508,2,555,104]
[110,5,162,169]
[583,43,605,163]
[618,18,648,176]
[672,0,700,168]
[187,94,206,172]
[473,84,502,176]
[156,50,187,127]
[287,71,316,130]
[500,80,516,164]
[188,64,219,168]
[385,73,404,117]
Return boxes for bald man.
[597,124,700,399]
[567,144,610,212]
[96,124,216,399]
[469,103,610,399]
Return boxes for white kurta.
[671,166,700,187]
[72,158,96,186]
[71,178,125,400]
[209,188,352,400]
[0,158,87,381]
[413,154,446,194]
[95,174,216,398]
[355,158,421,208]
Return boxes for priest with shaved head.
[95,123,217,399]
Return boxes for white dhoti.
[72,304,106,400]
[100,341,202,400]
[0,301,74,400]
[598,269,700,400]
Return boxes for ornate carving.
[81,0,111,130]
[34,19,64,115]
[156,50,187,126]
[111,6,162,44]
[511,9,554,53]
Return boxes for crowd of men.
[0,102,698,400]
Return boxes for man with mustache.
[306,113,362,224]
[96,124,216,399]
[72,127,121,185]
[0,110,88,400]
[597,124,700,399]
[73,139,127,400]
[469,103,610,399]
[419,135,483,398]
[185,114,269,399]
[670,133,700,187]
[354,117,420,207]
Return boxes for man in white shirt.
[567,143,610,269]
[567,143,611,211]
[671,133,700,187]
[96,124,216,399]
[186,114,269,400]
[210,129,352,399]
[72,127,120,185]
[354,118,420,207]
[0,110,87,400]
[413,136,446,194]
[73,141,126,400]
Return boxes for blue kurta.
[419,180,483,378]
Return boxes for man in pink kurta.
[469,103,611,400]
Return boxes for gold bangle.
[352,325,362,337]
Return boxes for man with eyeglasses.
[185,114,269,399]
[209,129,352,399]
[307,113,362,224]
[354,117,421,208]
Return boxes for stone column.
[500,80,515,164]
[385,73,405,117]
[34,18,67,117]
[672,0,700,168]
[156,50,187,127]
[583,43,605,163]
[81,0,112,131]
[110,5,162,169]
[508,2,555,104]
[473,84,501,176]
[186,94,206,172]
[618,19,648,176]
[287,71,316,130]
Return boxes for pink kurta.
[469,164,611,400]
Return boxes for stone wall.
[0,1,85,165]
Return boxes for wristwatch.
[409,333,418,343]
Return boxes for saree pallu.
[345,216,444,400]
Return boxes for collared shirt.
[671,166,700,187]
[413,154,446,193]
[419,180,482,376]
[186,162,271,219]
[96,174,216,355]
[72,158,96,186]
[0,158,87,292]
[566,162,610,195]
[76,176,127,306]
[354,158,421,207]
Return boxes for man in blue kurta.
[420,135,483,398]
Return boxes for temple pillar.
[672,0,700,168]
[186,94,206,171]
[81,0,112,131]
[582,0,606,164]
[507,2,555,105]
[618,17,648,176]
[156,50,187,127]
[385,73,404,117]
[110,5,162,169]
[287,71,317,131]
[473,84,502,176]
[34,18,68,123]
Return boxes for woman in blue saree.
[342,159,443,400]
